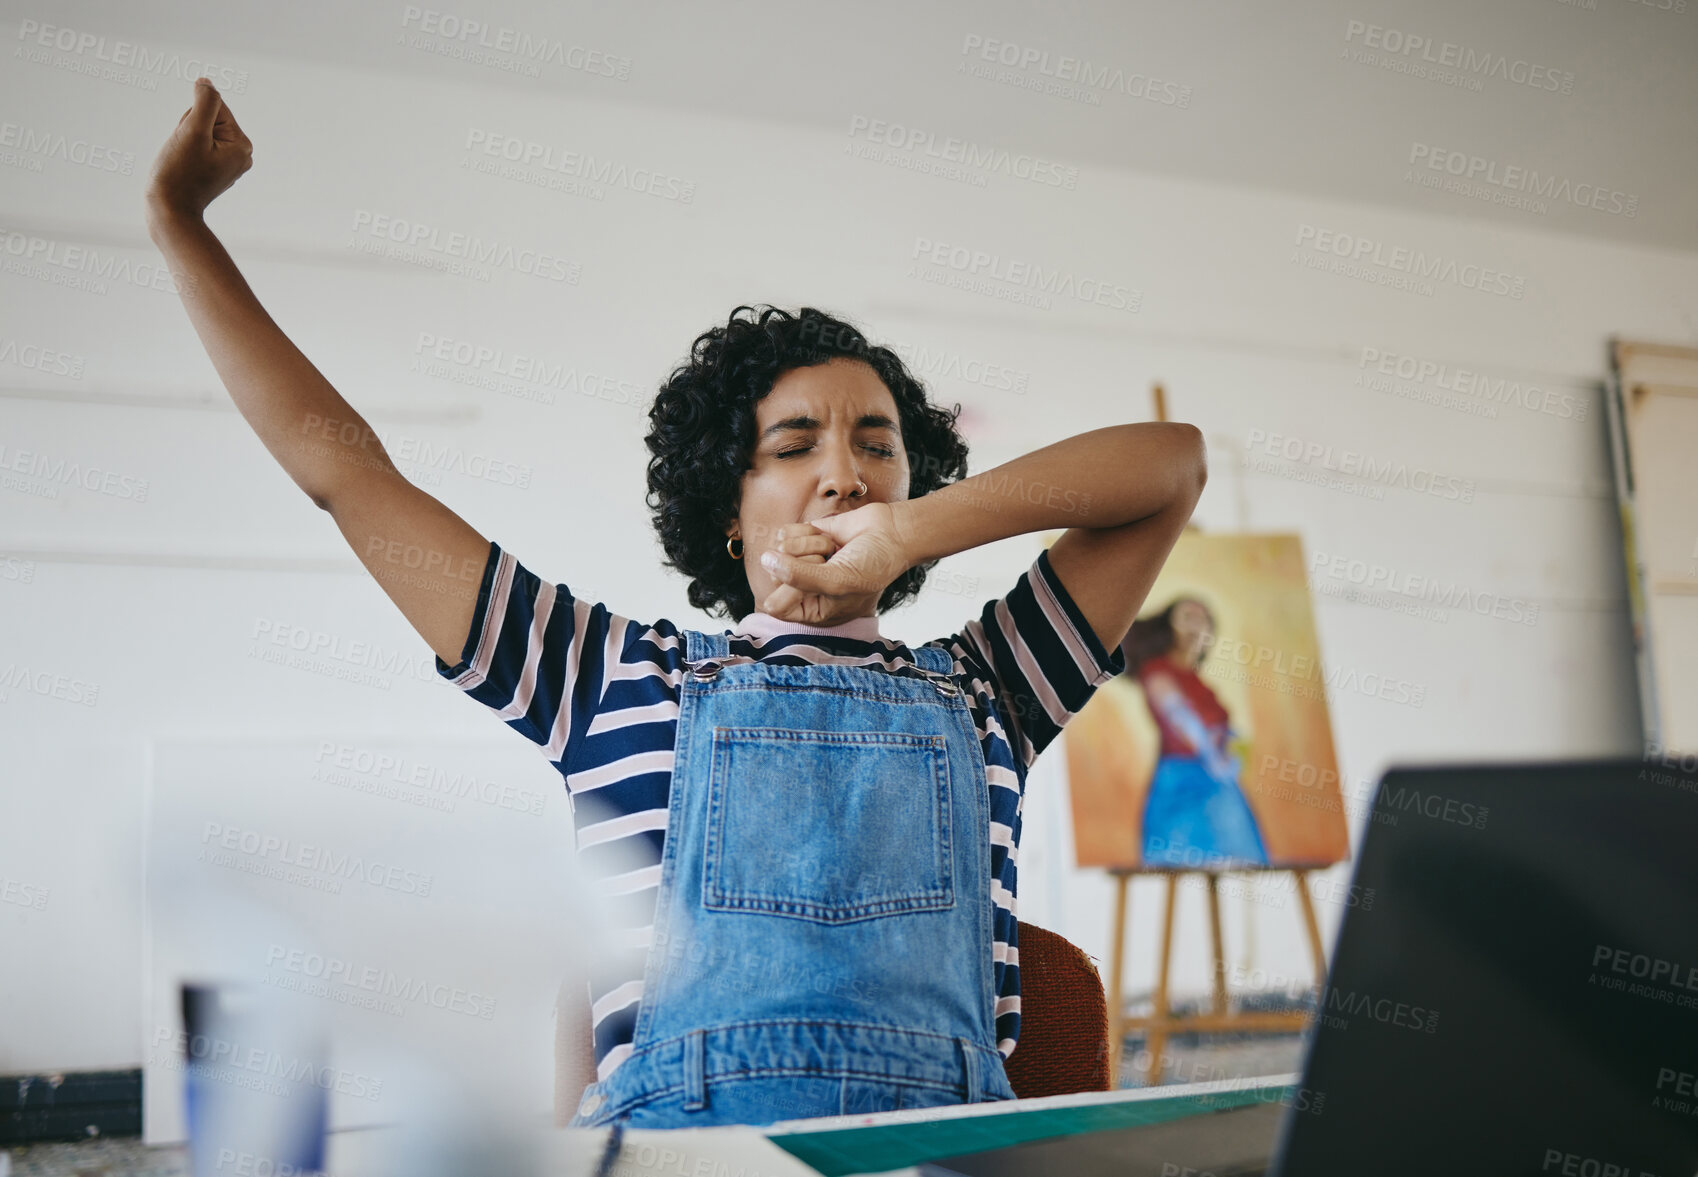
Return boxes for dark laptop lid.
[1270,757,1698,1177]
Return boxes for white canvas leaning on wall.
[1605,341,1698,758]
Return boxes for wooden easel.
[1104,866,1330,1085]
[1099,382,1330,1084]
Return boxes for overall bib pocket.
[701,726,954,923]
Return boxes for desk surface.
[1,1077,1298,1177]
[764,1074,1299,1176]
[317,1073,1301,1177]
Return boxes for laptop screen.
[1270,756,1698,1176]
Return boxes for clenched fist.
[146,77,253,221]
[758,502,913,626]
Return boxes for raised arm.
[898,422,1206,653]
[146,79,488,667]
[761,422,1206,652]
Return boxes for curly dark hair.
[1121,596,1217,675]
[645,305,971,621]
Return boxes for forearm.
[146,202,392,507]
[894,422,1206,565]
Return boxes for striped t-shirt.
[434,540,1126,1083]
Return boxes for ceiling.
[19,0,1698,252]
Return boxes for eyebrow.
[758,413,900,443]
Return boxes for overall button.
[579,1090,604,1115]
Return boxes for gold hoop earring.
[726,535,743,560]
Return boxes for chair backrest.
[552,919,1112,1123]
[1002,919,1113,1099]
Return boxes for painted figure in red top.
[1120,598,1269,868]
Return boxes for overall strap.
[911,642,953,675]
[683,628,730,664]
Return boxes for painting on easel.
[1064,531,1350,871]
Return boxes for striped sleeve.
[433,540,624,766]
[953,546,1128,770]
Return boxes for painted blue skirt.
[1142,754,1269,868]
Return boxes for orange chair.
[1002,919,1114,1099]
[553,918,1112,1123]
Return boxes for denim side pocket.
[702,727,954,923]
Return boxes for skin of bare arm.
[145,78,490,667]
[761,421,1207,654]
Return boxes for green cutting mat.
[769,1084,1296,1175]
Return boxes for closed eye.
[776,445,897,459]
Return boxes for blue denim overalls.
[568,626,1018,1130]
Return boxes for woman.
[1122,598,1270,868]
[146,79,1207,1130]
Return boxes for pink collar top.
[733,611,885,644]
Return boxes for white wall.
[2,1,1690,1078]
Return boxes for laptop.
[921,757,1698,1177]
